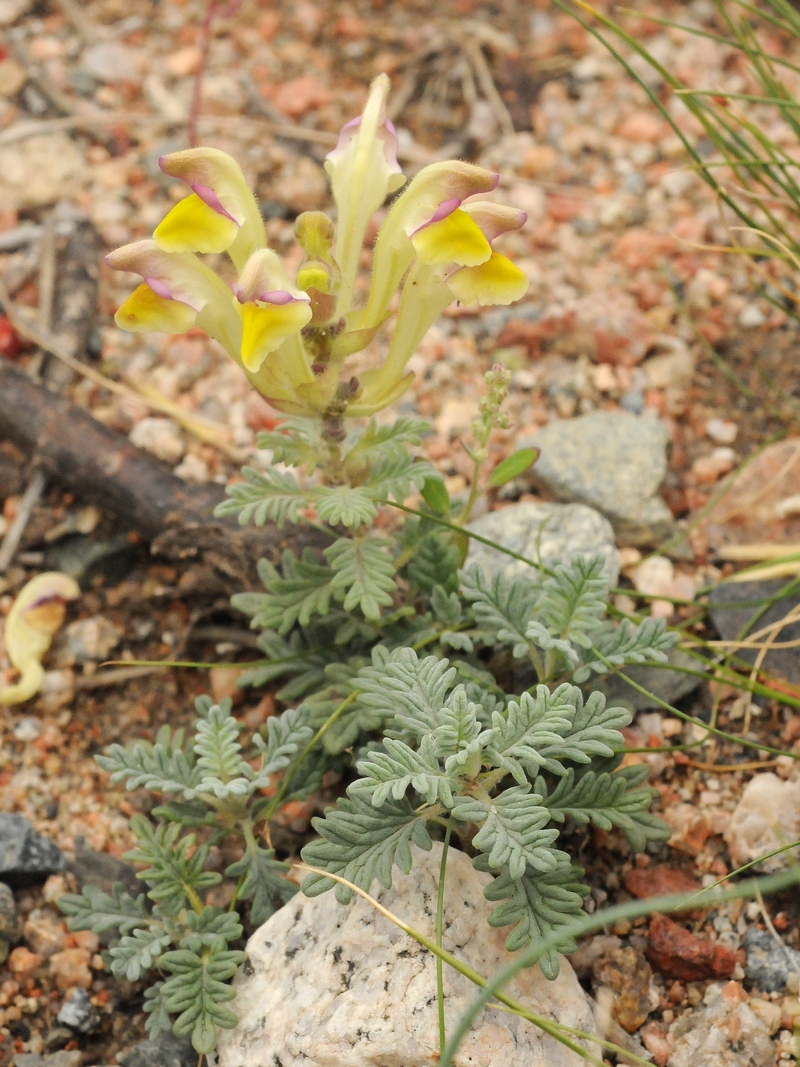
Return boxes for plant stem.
[262,690,359,827]
[436,820,452,1059]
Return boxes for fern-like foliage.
[59,694,303,1054]
[301,649,669,976]
[214,467,307,528]
[462,555,678,684]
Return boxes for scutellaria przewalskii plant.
[59,75,678,1054]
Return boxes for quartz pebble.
[63,616,122,663]
[129,417,185,464]
[56,988,100,1034]
[667,981,776,1067]
[706,418,738,445]
[216,843,598,1067]
[724,773,800,871]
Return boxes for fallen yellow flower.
[0,572,80,706]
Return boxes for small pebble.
[13,717,41,742]
[706,417,738,444]
[739,303,766,328]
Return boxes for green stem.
[456,451,484,527]
[262,690,359,823]
[436,820,452,1059]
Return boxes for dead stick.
[0,362,327,581]
[0,468,46,573]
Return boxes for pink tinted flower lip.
[191,183,238,223]
[144,275,173,299]
[258,289,309,306]
[326,114,402,174]
[410,197,462,236]
[232,285,310,306]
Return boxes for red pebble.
[0,315,23,358]
[647,914,736,981]
[624,866,701,899]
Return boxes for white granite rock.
[724,773,800,872]
[466,501,619,586]
[217,843,598,1067]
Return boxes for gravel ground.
[0,0,798,1064]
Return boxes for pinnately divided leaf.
[576,616,679,682]
[451,786,563,879]
[536,768,669,852]
[109,925,172,982]
[96,732,201,799]
[58,883,149,935]
[231,552,335,635]
[352,734,459,808]
[356,647,456,740]
[143,983,172,1040]
[325,535,396,620]
[160,939,244,1054]
[301,794,432,904]
[484,686,575,785]
[125,816,221,914]
[537,688,629,770]
[482,859,588,979]
[252,703,314,781]
[214,466,308,528]
[312,485,378,528]
[461,566,540,658]
[537,555,608,648]
[193,698,253,799]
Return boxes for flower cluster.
[107,74,529,419]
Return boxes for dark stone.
[118,1032,196,1067]
[596,650,705,712]
[57,989,100,1034]
[68,836,140,897]
[42,1028,73,1052]
[0,881,20,961]
[0,814,65,887]
[708,579,800,683]
[743,927,800,992]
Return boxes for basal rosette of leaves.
[60,74,681,1055]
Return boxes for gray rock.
[521,411,674,545]
[57,989,100,1034]
[667,983,776,1067]
[0,881,20,963]
[744,927,800,993]
[467,501,620,586]
[595,650,705,711]
[0,814,65,886]
[708,578,800,683]
[68,835,140,897]
[118,1032,197,1067]
[217,842,598,1067]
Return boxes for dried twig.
[0,468,46,574]
[0,276,244,461]
[0,112,337,149]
